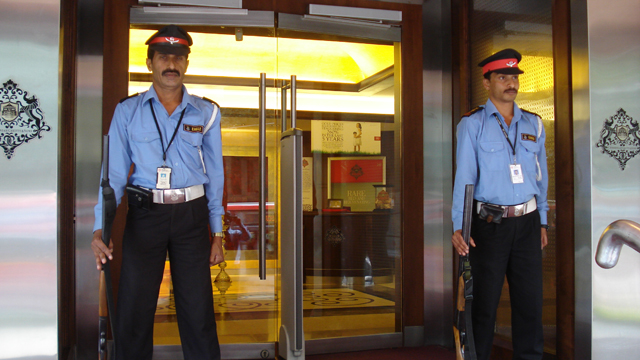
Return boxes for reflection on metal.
[130,8,273,27]
[596,108,640,170]
[278,13,401,43]
[596,220,640,269]
[0,80,51,159]
[279,128,305,360]
[308,4,402,22]
[214,221,232,295]
[579,0,640,359]
[0,0,60,358]
[325,225,345,245]
[258,73,266,281]
[423,0,454,347]
[138,0,242,8]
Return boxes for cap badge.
[506,60,517,67]
[165,37,178,45]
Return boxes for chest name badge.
[184,124,204,133]
[521,133,536,142]
[510,164,524,184]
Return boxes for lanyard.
[150,102,186,164]
[495,114,518,163]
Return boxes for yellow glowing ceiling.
[129,29,394,84]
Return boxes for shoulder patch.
[201,96,220,109]
[462,106,483,118]
[119,93,140,103]
[521,108,541,119]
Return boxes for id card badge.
[157,166,172,189]
[510,164,524,184]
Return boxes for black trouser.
[469,208,543,360]
[115,196,220,360]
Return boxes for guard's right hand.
[91,229,113,271]
[451,229,475,256]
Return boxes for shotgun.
[99,134,117,360]
[454,184,476,360]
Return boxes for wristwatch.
[541,224,549,230]
[213,232,224,238]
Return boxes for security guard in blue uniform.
[451,49,549,360]
[91,25,224,360]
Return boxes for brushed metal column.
[74,0,105,358]
[0,0,61,358]
[422,0,453,347]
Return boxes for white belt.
[152,184,205,204]
[476,197,537,218]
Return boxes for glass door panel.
[276,32,402,340]
[128,24,281,348]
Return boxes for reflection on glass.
[129,25,402,346]
[469,1,557,353]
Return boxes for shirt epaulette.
[119,93,140,103]
[521,108,541,119]
[200,96,220,109]
[462,106,483,118]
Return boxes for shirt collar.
[142,85,200,113]
[484,98,522,125]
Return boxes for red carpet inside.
[305,346,456,360]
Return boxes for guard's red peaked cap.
[145,25,192,56]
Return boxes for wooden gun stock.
[99,272,108,360]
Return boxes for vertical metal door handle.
[281,82,288,132]
[290,75,297,129]
[259,73,267,280]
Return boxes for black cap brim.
[489,67,524,75]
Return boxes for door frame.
[100,0,424,357]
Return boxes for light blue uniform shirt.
[452,99,549,231]
[94,85,225,233]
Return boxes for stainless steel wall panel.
[0,0,60,359]
[585,0,640,359]
[74,0,104,358]
[422,0,453,347]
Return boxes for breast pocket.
[180,131,206,173]
[478,141,506,171]
[130,131,162,165]
[519,140,539,173]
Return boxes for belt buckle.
[514,204,524,216]
[164,189,185,204]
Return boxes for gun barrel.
[461,184,474,246]
[102,135,109,182]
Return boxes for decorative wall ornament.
[0,80,50,159]
[325,225,345,245]
[596,108,640,170]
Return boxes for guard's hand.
[210,235,225,266]
[541,227,548,250]
[452,229,476,256]
[91,229,113,271]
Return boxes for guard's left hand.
[210,236,225,266]
[541,227,548,250]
